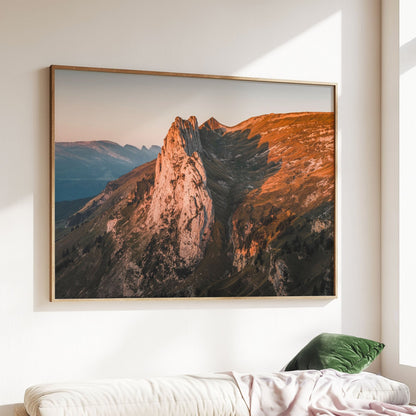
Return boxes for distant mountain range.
[55,140,161,201]
[54,113,335,299]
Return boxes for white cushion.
[24,374,250,416]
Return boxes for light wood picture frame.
[50,65,337,301]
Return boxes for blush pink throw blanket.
[230,369,416,416]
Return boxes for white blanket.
[230,369,415,416]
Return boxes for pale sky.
[55,69,334,148]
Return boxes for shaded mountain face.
[55,140,161,201]
[55,112,335,299]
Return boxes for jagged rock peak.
[201,117,226,131]
[164,116,202,157]
[148,115,214,268]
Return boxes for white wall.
[381,0,416,400]
[0,0,381,413]
[381,0,401,389]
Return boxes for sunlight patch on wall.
[232,11,341,85]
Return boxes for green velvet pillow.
[285,333,385,374]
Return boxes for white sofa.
[15,374,249,416]
[15,370,411,416]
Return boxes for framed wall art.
[50,65,337,301]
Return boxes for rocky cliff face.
[147,116,214,267]
[225,112,335,296]
[54,112,335,299]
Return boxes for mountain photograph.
[52,68,335,299]
[54,112,335,299]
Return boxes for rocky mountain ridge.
[55,112,335,298]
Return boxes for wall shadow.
[34,296,333,312]
[0,404,21,416]
[33,67,52,312]
[400,37,416,74]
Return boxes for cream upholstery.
[19,370,411,416]
[23,374,249,416]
